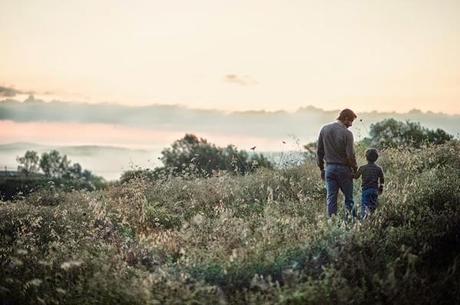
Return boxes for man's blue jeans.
[325,164,355,218]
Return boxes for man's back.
[317,121,357,170]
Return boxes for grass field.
[1,142,459,305]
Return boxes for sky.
[1,0,459,114]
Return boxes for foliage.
[2,150,106,199]
[39,150,69,178]
[363,118,454,148]
[158,134,273,177]
[16,150,40,175]
[1,142,459,304]
[18,149,104,185]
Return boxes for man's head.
[365,148,379,163]
[337,108,357,128]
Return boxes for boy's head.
[365,148,379,163]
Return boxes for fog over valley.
[2,96,459,179]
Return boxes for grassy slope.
[1,142,459,305]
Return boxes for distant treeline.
[0,150,105,200]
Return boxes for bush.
[363,119,454,148]
[155,134,273,178]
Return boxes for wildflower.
[27,279,42,287]
[10,257,23,267]
[60,260,83,270]
[229,249,238,262]
[191,214,204,225]
[16,249,28,255]
[38,260,52,267]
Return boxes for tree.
[14,149,106,192]
[66,163,83,179]
[39,150,65,178]
[59,155,71,177]
[158,134,272,177]
[16,150,40,175]
[33,150,99,181]
[364,119,453,148]
[426,128,454,145]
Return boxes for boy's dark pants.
[361,188,379,219]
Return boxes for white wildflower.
[56,288,66,294]
[27,279,42,287]
[191,214,204,225]
[60,260,82,270]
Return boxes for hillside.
[1,142,459,304]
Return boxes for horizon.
[2,95,459,151]
[2,94,460,116]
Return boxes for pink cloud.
[0,121,285,151]
[0,121,184,148]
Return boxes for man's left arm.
[345,132,357,173]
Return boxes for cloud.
[224,74,258,86]
[0,85,52,97]
[1,98,459,143]
[0,86,23,97]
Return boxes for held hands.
[351,167,358,179]
[320,169,325,181]
[378,185,384,195]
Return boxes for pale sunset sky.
[1,0,459,114]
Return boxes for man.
[317,108,358,218]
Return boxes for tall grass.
[1,142,459,304]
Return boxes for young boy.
[354,148,385,219]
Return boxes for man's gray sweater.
[316,121,357,171]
